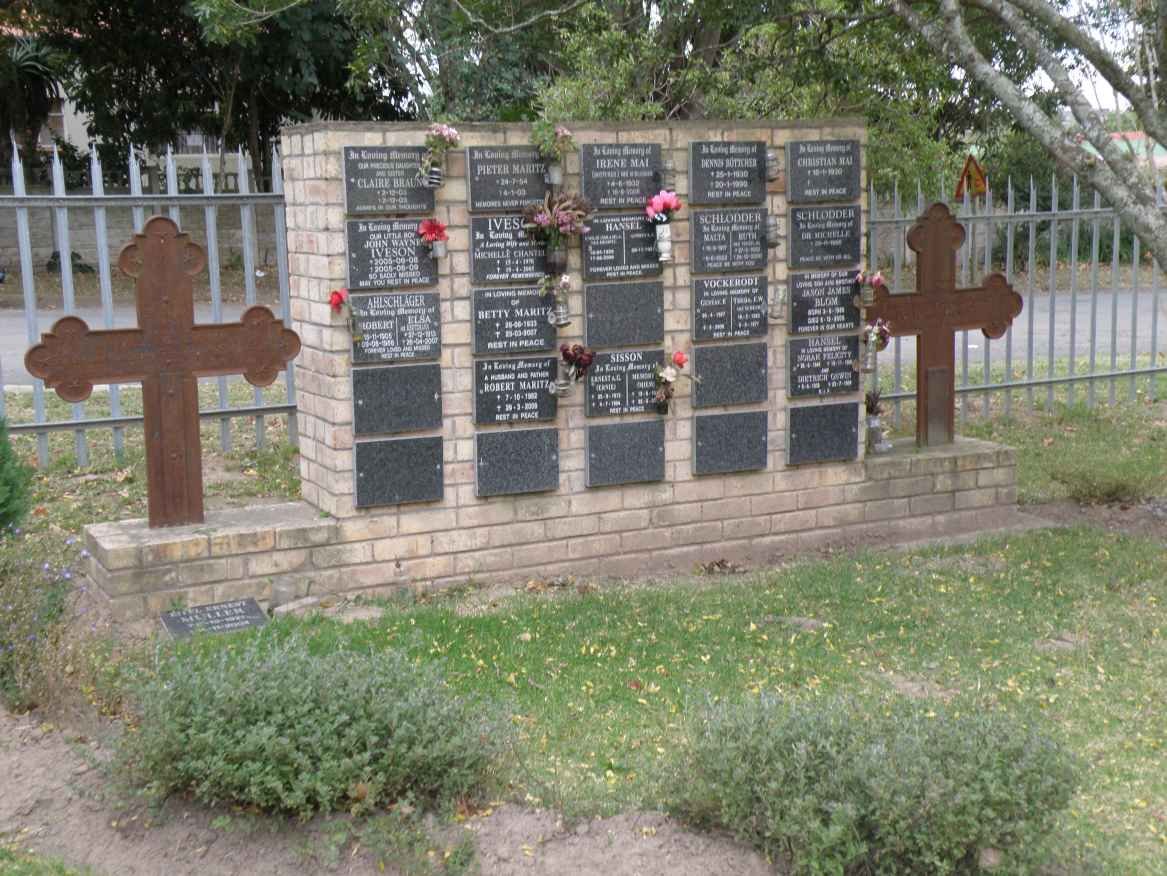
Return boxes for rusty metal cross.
[25,216,301,527]
[867,203,1023,447]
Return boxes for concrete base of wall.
[86,438,1026,621]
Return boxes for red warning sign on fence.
[954,154,988,200]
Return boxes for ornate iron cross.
[25,216,301,527]
[867,203,1022,447]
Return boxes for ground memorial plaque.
[586,349,664,417]
[585,281,664,348]
[691,209,768,274]
[160,598,269,639]
[343,146,434,214]
[581,143,662,209]
[470,215,545,283]
[787,335,860,398]
[586,420,665,487]
[347,219,437,290]
[472,287,556,354]
[692,275,768,341]
[788,270,860,335]
[689,141,767,205]
[467,146,549,212]
[789,205,861,269]
[355,436,443,507]
[787,402,859,465]
[694,411,768,475]
[353,363,442,436]
[474,357,558,425]
[693,342,768,408]
[582,214,662,281]
[785,140,861,204]
[476,428,559,497]
[350,292,440,363]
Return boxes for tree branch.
[447,0,590,35]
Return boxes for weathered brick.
[246,550,311,577]
[954,488,998,510]
[887,476,936,498]
[751,492,798,515]
[140,534,210,566]
[455,547,513,574]
[372,535,433,562]
[599,510,652,533]
[797,486,847,510]
[909,493,955,515]
[652,503,702,526]
[568,534,623,559]
[209,529,276,556]
[724,516,770,540]
[864,498,910,521]
[977,466,1015,488]
[311,541,374,567]
[701,497,752,521]
[816,503,865,528]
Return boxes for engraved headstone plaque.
[467,146,550,212]
[692,275,768,341]
[353,363,442,436]
[786,139,861,204]
[586,420,665,487]
[350,292,440,364]
[689,141,767,205]
[470,215,546,283]
[355,436,444,507]
[474,357,558,425]
[585,349,664,417]
[691,208,768,274]
[581,143,663,208]
[693,411,768,475]
[585,281,664,348]
[788,270,861,335]
[787,335,860,398]
[789,205,861,269]
[475,428,559,497]
[582,214,662,281]
[161,598,268,639]
[472,286,556,354]
[693,342,768,408]
[346,218,437,290]
[343,146,434,215]
[787,402,859,465]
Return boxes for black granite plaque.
[580,143,663,209]
[161,598,268,639]
[353,363,442,436]
[786,139,861,204]
[582,214,662,281]
[350,292,440,363]
[586,349,665,417]
[788,270,861,335]
[355,436,444,506]
[787,335,860,398]
[692,208,768,274]
[470,215,545,283]
[787,402,860,465]
[789,205,861,269]
[694,411,768,475]
[689,141,766,205]
[472,286,556,354]
[474,357,558,425]
[346,218,437,290]
[475,428,559,497]
[467,146,550,212]
[692,275,768,341]
[585,281,664,348]
[586,420,665,487]
[343,146,434,215]
[693,342,768,408]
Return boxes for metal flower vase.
[866,415,893,454]
[430,240,448,259]
[545,243,568,275]
[655,222,673,263]
[550,359,575,397]
[546,162,564,186]
[420,159,444,189]
[862,341,878,373]
[548,291,571,327]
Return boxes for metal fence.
[868,175,1167,429]
[0,143,296,468]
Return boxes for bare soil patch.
[1027,498,1167,543]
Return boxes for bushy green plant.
[123,632,511,817]
[0,418,32,531]
[676,695,1080,875]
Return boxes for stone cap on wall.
[282,118,868,136]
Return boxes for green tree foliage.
[0,419,31,533]
[0,36,62,161]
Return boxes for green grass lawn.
[0,846,85,876]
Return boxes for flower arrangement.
[531,121,576,184]
[864,318,891,352]
[417,218,449,257]
[853,269,888,306]
[522,192,593,247]
[865,388,883,417]
[551,343,595,396]
[540,273,572,327]
[329,287,361,344]
[645,190,683,224]
[654,350,694,414]
[419,123,460,187]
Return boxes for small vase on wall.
[431,240,448,258]
[546,162,564,186]
[548,291,571,327]
[545,243,568,274]
[655,222,673,263]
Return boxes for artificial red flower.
[417,218,448,243]
[672,350,688,368]
[329,287,349,312]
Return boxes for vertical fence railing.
[0,142,297,466]
[870,173,1167,415]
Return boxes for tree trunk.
[246,85,262,191]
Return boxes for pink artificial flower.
[329,288,349,313]
[534,211,551,227]
[672,350,688,368]
[417,218,448,243]
[658,190,682,213]
[555,125,572,139]
[871,270,886,289]
[854,271,867,285]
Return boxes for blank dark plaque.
[352,363,442,436]
[355,436,444,507]
[585,281,664,348]
[789,205,861,269]
[693,411,768,475]
[467,146,550,212]
[160,598,268,639]
[788,270,861,335]
[346,218,437,290]
[785,140,861,204]
[691,208,768,274]
[580,143,663,209]
[475,428,560,497]
[474,357,558,425]
[586,349,665,417]
[586,420,665,487]
[693,342,768,408]
[582,214,663,281]
[692,275,768,341]
[343,146,434,215]
[688,141,767,205]
[786,402,859,466]
[472,286,556,355]
[350,291,440,364]
[470,215,546,284]
[787,335,860,398]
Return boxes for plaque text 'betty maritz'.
[582,214,663,281]
[346,218,437,290]
[688,141,767,206]
[350,291,440,364]
[474,357,558,425]
[472,286,556,355]
[785,139,861,204]
[470,215,546,284]
[580,143,663,209]
[467,146,549,212]
[585,349,665,417]
[787,335,861,398]
[788,270,861,335]
[789,205,862,269]
[343,146,434,215]
[692,275,768,341]
[691,208,768,274]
